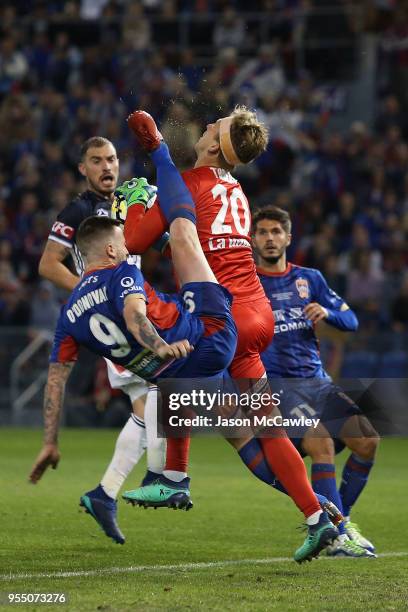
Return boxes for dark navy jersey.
[50,259,205,381]
[258,263,349,378]
[48,190,112,275]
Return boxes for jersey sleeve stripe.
[48,235,73,249]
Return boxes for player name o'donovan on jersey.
[258,263,348,378]
[51,259,205,382]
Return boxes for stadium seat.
[340,350,379,378]
[376,351,408,378]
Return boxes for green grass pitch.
[0,429,407,611]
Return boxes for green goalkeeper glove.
[111,177,157,224]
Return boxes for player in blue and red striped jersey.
[252,205,380,557]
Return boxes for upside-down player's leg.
[123,110,226,510]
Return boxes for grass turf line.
[0,430,407,611]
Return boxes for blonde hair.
[229,106,269,164]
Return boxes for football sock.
[339,453,374,517]
[144,386,166,474]
[100,414,146,499]
[162,470,188,482]
[305,510,323,526]
[260,436,321,518]
[165,436,190,474]
[151,142,196,225]
[312,463,346,535]
[237,438,287,494]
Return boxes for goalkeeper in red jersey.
[113,109,339,563]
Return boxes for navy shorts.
[277,378,362,456]
[165,281,237,379]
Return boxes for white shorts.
[105,358,148,404]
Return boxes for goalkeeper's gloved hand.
[111,177,157,224]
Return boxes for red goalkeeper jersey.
[125,166,266,303]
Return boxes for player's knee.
[349,435,379,461]
[302,435,334,463]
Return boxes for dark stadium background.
[0,0,407,428]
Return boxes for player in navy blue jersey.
[252,205,380,558]
[29,124,238,510]
[37,135,166,546]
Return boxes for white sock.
[144,386,166,474]
[100,415,146,499]
[163,470,187,482]
[305,509,323,526]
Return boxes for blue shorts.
[164,281,237,379]
[277,378,362,456]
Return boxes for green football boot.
[294,511,339,563]
[123,476,193,510]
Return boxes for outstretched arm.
[124,202,168,254]
[123,294,192,360]
[29,362,74,483]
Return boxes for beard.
[262,255,281,264]
[260,248,285,265]
[88,176,116,197]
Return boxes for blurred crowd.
[0,0,408,347]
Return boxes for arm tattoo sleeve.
[131,311,166,353]
[43,362,74,445]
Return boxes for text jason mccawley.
[166,390,320,429]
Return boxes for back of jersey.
[52,260,205,381]
[183,167,265,303]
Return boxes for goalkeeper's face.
[80,143,119,197]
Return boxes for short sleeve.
[50,310,79,363]
[48,200,86,249]
[110,259,147,315]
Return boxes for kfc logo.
[52,221,74,240]
[295,278,309,299]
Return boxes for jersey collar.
[84,263,118,275]
[257,263,292,277]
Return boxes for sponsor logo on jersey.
[119,286,144,299]
[96,208,109,217]
[120,276,135,288]
[51,221,74,240]
[208,237,251,251]
[273,307,310,334]
[296,278,309,299]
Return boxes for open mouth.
[101,174,114,185]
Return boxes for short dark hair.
[252,205,292,234]
[80,136,115,160]
[76,216,122,257]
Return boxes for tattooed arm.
[123,294,193,360]
[29,362,74,483]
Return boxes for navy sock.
[238,438,287,495]
[339,453,374,518]
[151,142,196,225]
[312,463,346,535]
[93,484,115,503]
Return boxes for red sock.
[165,437,191,472]
[260,436,320,518]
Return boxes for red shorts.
[230,297,274,379]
